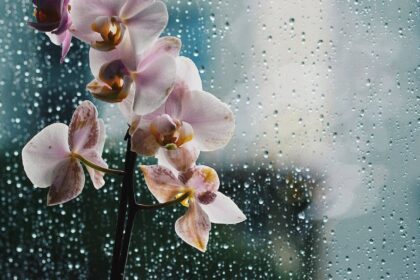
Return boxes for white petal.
[79,149,107,190]
[47,159,85,206]
[175,57,202,91]
[120,0,154,20]
[22,123,70,188]
[68,101,100,153]
[180,90,235,151]
[46,31,66,45]
[200,192,246,224]
[70,0,125,44]
[161,141,199,172]
[133,54,176,115]
[131,126,160,156]
[140,165,186,203]
[175,201,211,252]
[123,1,168,54]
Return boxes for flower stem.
[136,192,191,210]
[110,132,137,279]
[117,206,137,278]
[109,133,190,279]
[73,153,125,176]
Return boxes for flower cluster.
[23,0,245,252]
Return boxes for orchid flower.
[87,36,180,115]
[141,164,246,252]
[28,0,73,63]
[125,57,235,170]
[70,0,168,54]
[21,101,112,206]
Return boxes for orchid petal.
[133,54,176,115]
[78,120,107,189]
[60,31,72,63]
[139,36,182,68]
[123,1,168,54]
[175,57,202,91]
[46,31,66,46]
[47,159,85,206]
[200,192,246,224]
[120,0,154,20]
[70,0,125,44]
[79,149,107,189]
[180,90,235,151]
[155,148,179,175]
[185,166,220,195]
[68,101,100,153]
[131,127,160,156]
[140,165,187,203]
[22,123,70,188]
[175,201,211,252]
[46,30,72,63]
[161,142,199,172]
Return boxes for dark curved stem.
[110,132,137,279]
[109,132,188,279]
[117,206,137,278]
[136,192,190,210]
[74,153,125,176]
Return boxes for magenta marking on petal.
[197,191,217,205]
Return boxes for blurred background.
[0,0,419,279]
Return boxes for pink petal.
[184,165,220,195]
[139,36,182,68]
[140,165,187,203]
[200,192,246,224]
[132,54,176,115]
[22,123,71,188]
[161,142,199,172]
[131,126,160,156]
[120,0,154,20]
[70,0,125,44]
[68,101,100,153]
[60,30,72,63]
[79,120,107,189]
[95,119,106,154]
[118,87,136,122]
[79,149,107,189]
[46,31,66,46]
[46,30,72,63]
[47,159,85,206]
[175,57,202,91]
[123,1,168,54]
[175,201,211,252]
[180,90,235,151]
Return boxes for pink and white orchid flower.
[87,36,180,115]
[22,101,108,206]
[28,0,73,63]
[125,57,235,171]
[70,0,168,53]
[141,164,246,252]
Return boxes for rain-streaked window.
[1,0,418,279]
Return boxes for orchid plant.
[24,0,246,278]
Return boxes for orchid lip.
[88,60,133,103]
[91,16,125,51]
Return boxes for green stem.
[136,192,191,210]
[73,153,125,176]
